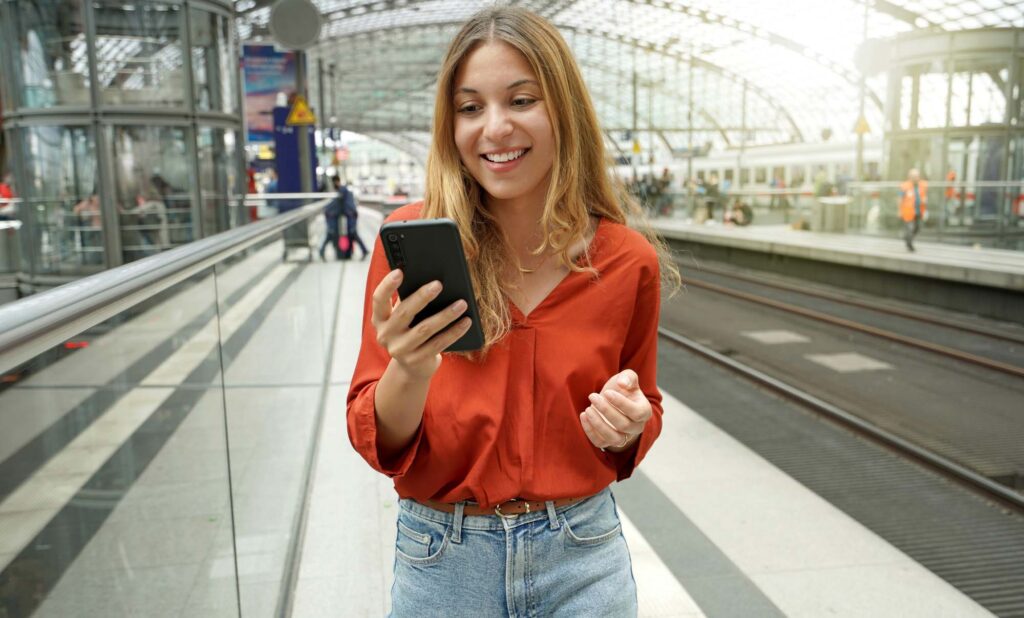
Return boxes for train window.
[740,168,750,184]
[866,162,880,181]
[696,171,705,181]
[723,169,734,182]
[790,165,806,186]
[755,167,767,183]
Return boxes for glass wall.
[190,7,236,114]
[0,268,237,617]
[93,1,185,107]
[0,214,332,615]
[17,125,100,272]
[11,0,91,108]
[880,29,1023,244]
[0,0,243,290]
[198,126,238,235]
[109,125,194,262]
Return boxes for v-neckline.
[509,217,604,323]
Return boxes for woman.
[347,7,680,615]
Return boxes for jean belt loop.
[545,500,559,530]
[452,502,465,544]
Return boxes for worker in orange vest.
[899,168,927,252]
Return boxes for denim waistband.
[398,487,610,532]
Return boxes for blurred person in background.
[0,171,15,220]
[900,168,927,252]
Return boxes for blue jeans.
[389,487,637,617]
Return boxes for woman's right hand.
[370,269,474,380]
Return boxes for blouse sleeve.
[607,247,663,481]
[346,225,425,478]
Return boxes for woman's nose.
[482,107,514,140]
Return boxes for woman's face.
[453,41,555,208]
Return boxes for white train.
[617,139,884,200]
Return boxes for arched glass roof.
[237,0,1024,161]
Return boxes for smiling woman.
[346,6,681,617]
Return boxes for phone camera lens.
[387,234,398,242]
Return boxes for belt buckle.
[494,498,528,519]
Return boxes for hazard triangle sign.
[286,95,317,126]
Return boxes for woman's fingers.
[393,299,470,354]
[580,407,626,448]
[390,280,444,331]
[370,269,404,328]
[586,392,638,433]
[422,316,475,356]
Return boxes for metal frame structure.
[0,0,246,290]
[237,0,1024,165]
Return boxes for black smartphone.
[379,218,485,352]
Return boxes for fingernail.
[391,269,403,280]
[588,393,598,403]
[430,280,442,293]
[451,300,467,313]
[618,375,632,388]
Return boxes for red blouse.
[347,203,663,508]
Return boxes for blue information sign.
[272,106,317,212]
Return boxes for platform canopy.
[236,0,1024,159]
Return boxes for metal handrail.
[849,180,1024,189]
[0,198,327,374]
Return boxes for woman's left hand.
[579,369,651,453]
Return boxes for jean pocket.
[560,496,623,548]
[395,512,451,565]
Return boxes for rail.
[0,196,334,374]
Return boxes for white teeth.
[483,149,525,163]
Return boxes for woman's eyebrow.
[506,79,538,89]
[455,79,539,95]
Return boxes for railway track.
[679,265,1024,379]
[691,263,1024,345]
[657,325,1024,511]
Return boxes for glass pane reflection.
[19,125,101,273]
[190,8,236,114]
[93,1,186,108]
[0,267,237,616]
[109,125,194,262]
[198,127,238,236]
[13,0,91,109]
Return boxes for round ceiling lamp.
[269,0,322,50]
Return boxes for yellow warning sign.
[286,95,317,126]
[632,139,642,154]
[854,115,871,135]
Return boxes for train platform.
[0,207,1012,616]
[650,219,1024,324]
[649,220,1024,291]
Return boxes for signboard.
[242,44,297,144]
[272,106,317,210]
[854,116,871,135]
[286,95,316,125]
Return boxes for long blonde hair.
[423,6,680,357]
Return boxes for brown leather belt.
[416,496,586,518]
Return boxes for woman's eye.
[512,97,536,107]
[457,104,481,114]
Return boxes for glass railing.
[0,195,375,616]
[845,181,1024,249]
